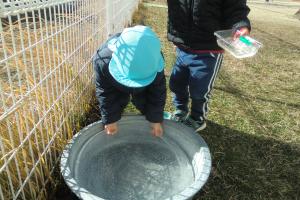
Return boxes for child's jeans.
[169,48,223,119]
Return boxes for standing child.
[167,0,251,131]
[93,26,166,137]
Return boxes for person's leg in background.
[169,48,190,121]
[187,52,223,131]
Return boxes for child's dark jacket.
[167,0,251,50]
[93,34,166,125]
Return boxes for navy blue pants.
[169,48,223,119]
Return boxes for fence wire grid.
[0,0,140,199]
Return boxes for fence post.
[106,0,113,37]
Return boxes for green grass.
[131,3,300,199]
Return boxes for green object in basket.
[239,36,252,46]
[214,29,263,59]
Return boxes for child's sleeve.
[93,55,129,125]
[222,0,251,32]
[144,72,167,123]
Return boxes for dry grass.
[0,13,96,199]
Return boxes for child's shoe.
[170,110,188,122]
[185,115,207,132]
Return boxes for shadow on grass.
[214,86,300,109]
[194,120,300,200]
[51,177,79,200]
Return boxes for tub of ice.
[60,115,211,200]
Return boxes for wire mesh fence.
[0,0,140,199]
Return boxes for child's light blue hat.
[107,25,164,88]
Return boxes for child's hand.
[104,123,118,135]
[150,123,163,137]
[233,27,250,40]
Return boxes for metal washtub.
[60,115,211,200]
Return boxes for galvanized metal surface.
[61,115,211,200]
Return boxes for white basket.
[214,29,262,59]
